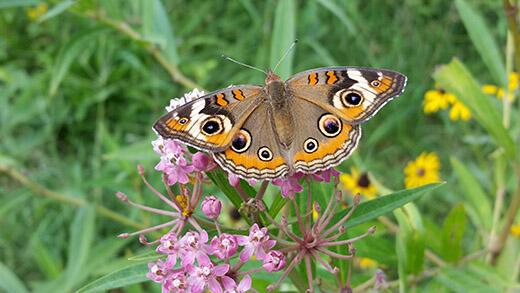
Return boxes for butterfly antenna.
[221,55,267,75]
[272,39,298,73]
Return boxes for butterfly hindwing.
[287,97,362,173]
[153,85,264,152]
[286,67,407,124]
[213,103,290,180]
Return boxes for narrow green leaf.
[333,183,443,229]
[30,237,63,279]
[64,206,96,290]
[0,261,29,293]
[394,203,425,275]
[437,266,501,293]
[49,28,106,96]
[0,0,39,8]
[441,203,466,262]
[269,194,288,218]
[141,0,179,65]
[76,263,149,293]
[455,0,506,86]
[37,0,76,23]
[434,59,515,159]
[270,0,296,79]
[450,157,492,230]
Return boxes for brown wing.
[286,67,407,124]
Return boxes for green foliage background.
[0,0,519,292]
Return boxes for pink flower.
[201,195,222,219]
[237,223,276,262]
[221,275,252,293]
[155,156,195,185]
[179,231,210,267]
[209,233,238,260]
[272,173,304,198]
[311,168,340,183]
[163,270,189,292]
[152,138,185,157]
[262,250,286,272]
[147,259,171,283]
[187,259,230,293]
[156,232,180,265]
[192,152,217,172]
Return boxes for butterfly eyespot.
[231,129,251,153]
[371,80,381,87]
[257,146,273,161]
[340,90,364,107]
[201,117,223,136]
[303,138,319,153]
[179,117,189,124]
[318,114,342,137]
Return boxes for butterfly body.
[154,67,407,180]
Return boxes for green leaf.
[37,0,76,23]
[441,203,466,262]
[333,183,443,229]
[269,194,288,218]
[450,157,492,231]
[270,0,296,79]
[49,28,106,96]
[64,206,96,290]
[436,266,501,293]
[434,59,515,159]
[141,0,179,65]
[455,0,506,86]
[76,263,149,293]
[0,261,29,293]
[394,203,425,275]
[316,0,355,34]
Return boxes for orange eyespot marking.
[326,71,338,84]
[232,89,245,101]
[308,73,319,85]
[215,93,228,106]
[166,118,176,128]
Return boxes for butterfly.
[153,67,407,180]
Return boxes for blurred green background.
[1,0,518,292]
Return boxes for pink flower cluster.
[152,138,216,185]
[147,221,285,293]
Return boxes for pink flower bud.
[192,152,213,172]
[262,250,286,272]
[209,233,238,259]
[201,195,222,219]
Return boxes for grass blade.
[76,263,149,293]
[434,58,516,159]
[0,261,29,293]
[455,0,506,86]
[450,157,492,231]
[37,0,76,23]
[141,0,179,65]
[270,0,296,79]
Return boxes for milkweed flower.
[237,223,276,262]
[404,152,441,188]
[201,195,222,219]
[340,168,377,199]
[272,172,304,198]
[222,275,252,293]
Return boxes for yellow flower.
[404,152,441,189]
[26,3,48,21]
[358,257,378,270]
[423,89,453,114]
[511,222,520,238]
[340,168,377,199]
[482,72,519,101]
[449,100,471,121]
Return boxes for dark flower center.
[416,168,425,177]
[357,173,370,188]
